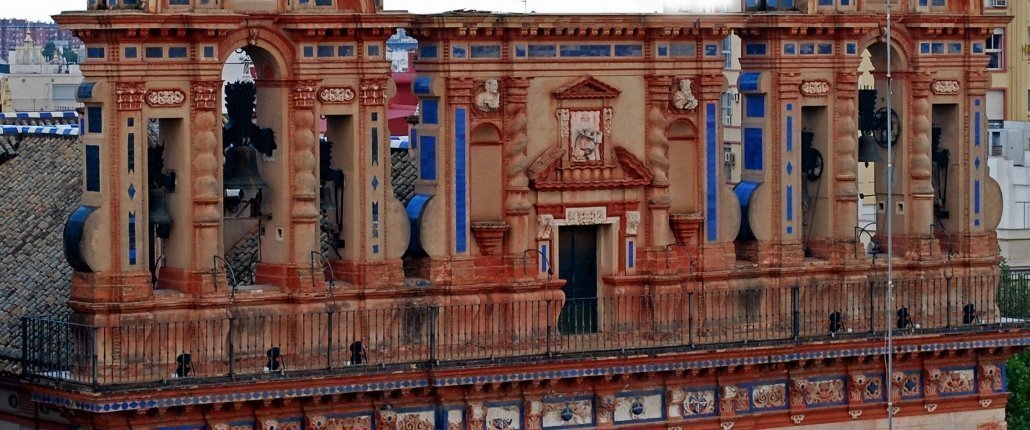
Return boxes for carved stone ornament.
[565,207,607,226]
[191,81,221,111]
[307,416,328,430]
[980,399,992,408]
[537,214,555,240]
[931,80,961,95]
[720,421,735,430]
[925,403,938,413]
[475,79,501,113]
[671,79,698,111]
[291,81,318,109]
[318,87,356,104]
[115,82,145,111]
[799,80,831,96]
[557,109,571,138]
[145,89,185,107]
[602,107,614,135]
[360,79,388,106]
[791,415,805,424]
[625,211,641,236]
[849,410,862,420]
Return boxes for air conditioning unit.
[992,0,1007,7]
[724,151,736,164]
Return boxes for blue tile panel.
[744,128,763,170]
[317,45,334,57]
[745,94,765,118]
[86,145,100,192]
[514,45,527,57]
[657,44,669,57]
[303,46,314,57]
[371,127,379,165]
[145,47,163,58]
[786,185,793,222]
[669,43,694,57]
[784,43,796,55]
[30,336,1030,414]
[452,45,466,58]
[975,111,981,146]
[87,107,102,134]
[168,47,188,58]
[338,45,354,57]
[86,47,105,59]
[203,46,215,58]
[413,77,432,96]
[627,240,635,268]
[975,179,981,214]
[705,44,718,56]
[786,115,793,152]
[745,43,767,55]
[560,44,611,57]
[529,45,557,57]
[128,212,137,265]
[470,45,501,58]
[739,72,761,92]
[455,108,468,253]
[540,243,549,273]
[127,133,135,172]
[420,136,436,180]
[124,47,137,59]
[420,45,438,58]
[706,103,718,242]
[422,99,439,125]
[615,44,643,57]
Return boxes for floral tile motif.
[486,402,522,430]
[938,368,976,396]
[862,374,885,401]
[805,378,846,407]
[751,382,787,410]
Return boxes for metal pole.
[885,0,895,426]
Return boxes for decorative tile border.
[30,336,1030,413]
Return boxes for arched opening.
[856,41,908,256]
[219,44,287,288]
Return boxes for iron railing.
[20,274,1030,391]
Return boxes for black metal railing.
[20,274,1029,390]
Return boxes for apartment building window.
[722,92,733,125]
[986,28,1004,70]
[722,36,733,69]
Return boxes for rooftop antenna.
[885,0,896,427]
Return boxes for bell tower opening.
[219,45,284,289]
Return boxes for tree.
[62,47,78,65]
[42,41,56,63]
[1008,350,1030,429]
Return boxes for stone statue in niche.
[569,110,603,163]
[475,79,501,113]
[672,79,698,111]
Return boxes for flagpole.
[885,0,895,427]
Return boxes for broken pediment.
[529,145,654,190]
[552,76,621,100]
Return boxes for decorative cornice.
[799,80,831,97]
[145,89,185,108]
[553,76,621,100]
[930,80,960,95]
[318,87,356,104]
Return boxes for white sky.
[5,0,677,22]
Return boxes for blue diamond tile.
[371,176,379,190]
[975,157,981,169]
[128,183,136,200]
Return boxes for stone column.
[186,80,225,295]
[644,75,673,272]
[503,77,534,271]
[905,71,936,258]
[832,71,862,262]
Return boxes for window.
[745,94,765,118]
[86,47,105,59]
[53,84,77,101]
[145,47,163,58]
[168,47,188,58]
[722,36,733,68]
[986,28,1004,70]
[87,106,102,134]
[317,45,334,57]
[124,47,137,59]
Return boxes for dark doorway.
[558,225,598,334]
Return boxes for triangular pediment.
[553,76,621,100]
[529,145,654,190]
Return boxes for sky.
[6,0,676,22]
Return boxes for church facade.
[14,0,1024,428]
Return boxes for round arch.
[217,26,296,80]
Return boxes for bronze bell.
[223,145,268,200]
[149,188,173,239]
[858,133,883,165]
[319,184,337,213]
